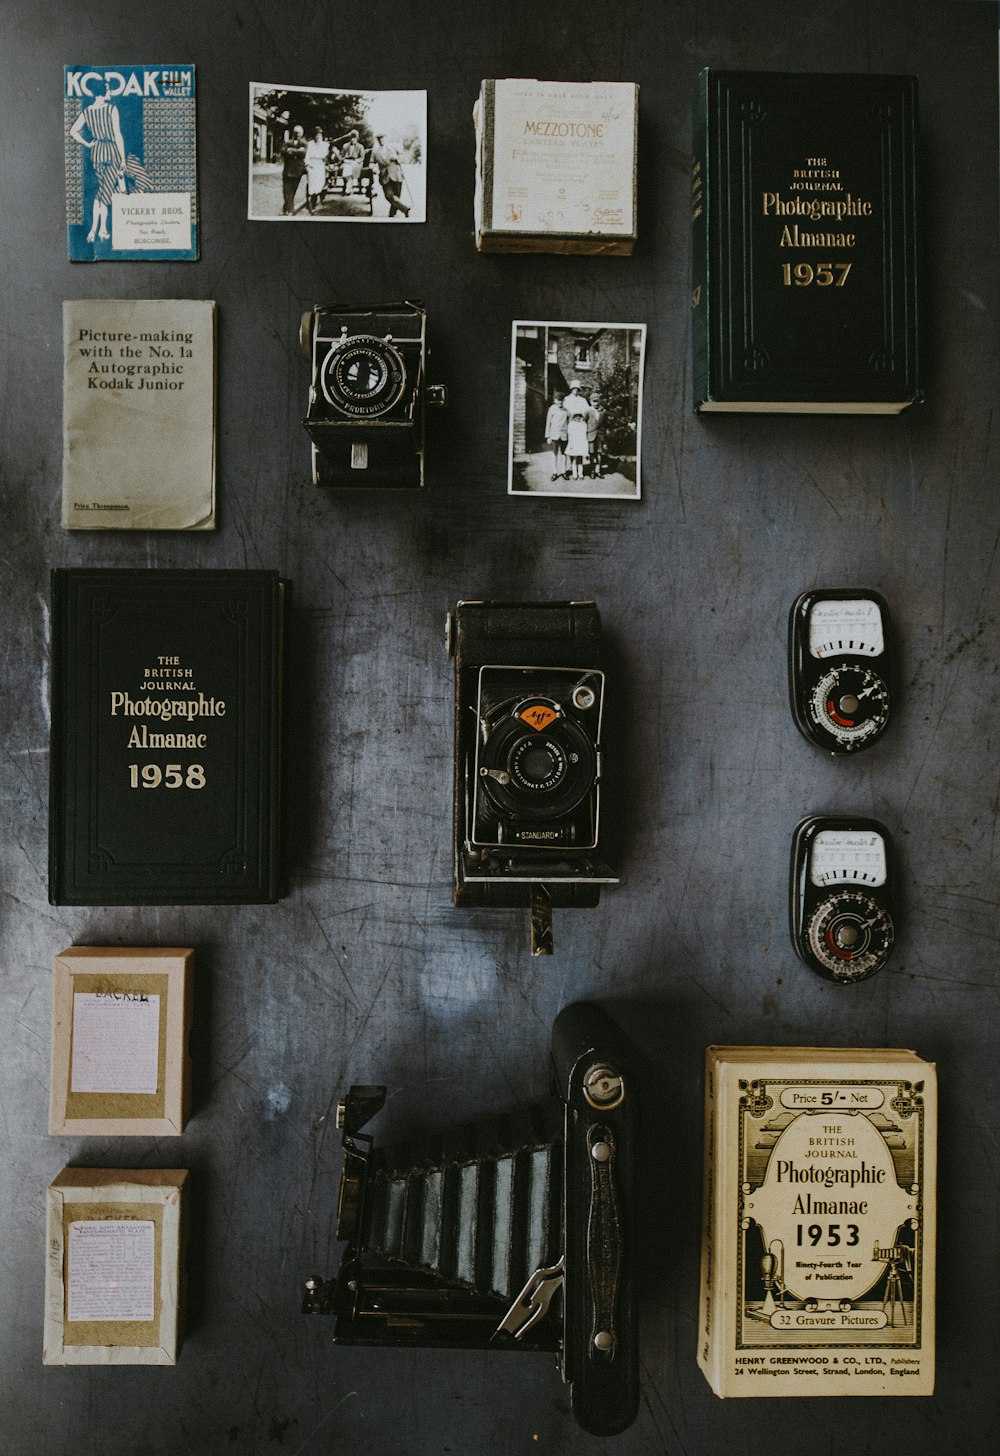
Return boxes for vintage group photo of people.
[508,322,646,498]
[248,84,426,222]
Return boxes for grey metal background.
[1,2,997,1452]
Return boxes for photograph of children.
[508,322,646,498]
[248,84,426,222]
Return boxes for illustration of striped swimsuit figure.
[124,155,152,193]
[86,99,124,204]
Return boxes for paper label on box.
[67,1220,155,1321]
[71,991,160,1094]
[490,80,634,236]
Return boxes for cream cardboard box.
[474,79,639,255]
[44,1167,188,1365]
[49,947,193,1137]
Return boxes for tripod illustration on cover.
[873,1240,913,1326]
[760,1238,788,1315]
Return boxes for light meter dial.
[791,817,895,984]
[806,890,894,982]
[809,664,890,748]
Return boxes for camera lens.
[510,736,567,791]
[477,696,596,825]
[519,745,556,781]
[320,333,407,418]
[343,349,388,398]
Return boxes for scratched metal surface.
[0,2,997,1453]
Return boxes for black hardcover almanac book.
[50,570,284,905]
[692,70,919,413]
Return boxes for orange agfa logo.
[519,704,558,732]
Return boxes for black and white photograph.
[248,83,426,222]
[508,321,646,498]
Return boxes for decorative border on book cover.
[735,1074,926,1357]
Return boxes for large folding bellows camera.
[302,1003,639,1438]
[448,601,617,954]
[300,300,444,488]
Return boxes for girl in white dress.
[305,128,330,212]
[563,382,591,481]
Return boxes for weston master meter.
[789,589,893,754]
[790,816,895,983]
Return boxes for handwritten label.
[71,992,160,1094]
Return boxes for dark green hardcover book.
[49,569,284,905]
[692,70,920,413]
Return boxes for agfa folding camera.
[448,601,617,954]
[300,299,445,488]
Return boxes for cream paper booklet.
[699,1046,936,1397]
[62,298,216,530]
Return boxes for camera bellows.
[362,1106,563,1304]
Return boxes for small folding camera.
[300,299,445,488]
[302,1002,639,1438]
[447,601,618,954]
